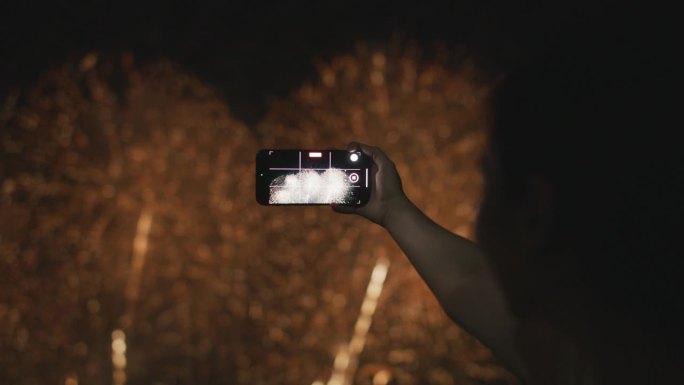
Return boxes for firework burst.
[1,45,515,385]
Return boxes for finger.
[346,142,393,169]
[346,142,360,152]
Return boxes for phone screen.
[256,149,372,205]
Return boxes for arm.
[384,197,528,380]
[333,142,529,382]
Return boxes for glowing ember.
[123,208,153,327]
[64,375,78,385]
[111,329,127,385]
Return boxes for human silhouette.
[334,7,682,385]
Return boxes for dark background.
[0,1,642,384]
[0,0,601,125]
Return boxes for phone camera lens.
[350,153,359,162]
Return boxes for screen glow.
[269,169,351,204]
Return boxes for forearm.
[384,198,486,303]
[333,141,527,380]
[384,198,528,381]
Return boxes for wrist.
[382,195,415,229]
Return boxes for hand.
[332,142,411,227]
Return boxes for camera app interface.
[256,150,371,205]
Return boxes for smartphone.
[256,149,372,205]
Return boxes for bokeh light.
[1,45,516,385]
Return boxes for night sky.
[1,0,600,124]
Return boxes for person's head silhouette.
[476,8,682,383]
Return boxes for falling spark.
[111,329,127,385]
[64,374,78,385]
[327,256,390,385]
[113,208,151,383]
[373,369,392,385]
[123,208,153,327]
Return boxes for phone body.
[256,149,372,206]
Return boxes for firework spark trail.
[327,256,390,385]
[111,329,127,385]
[124,208,154,311]
[112,208,152,385]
